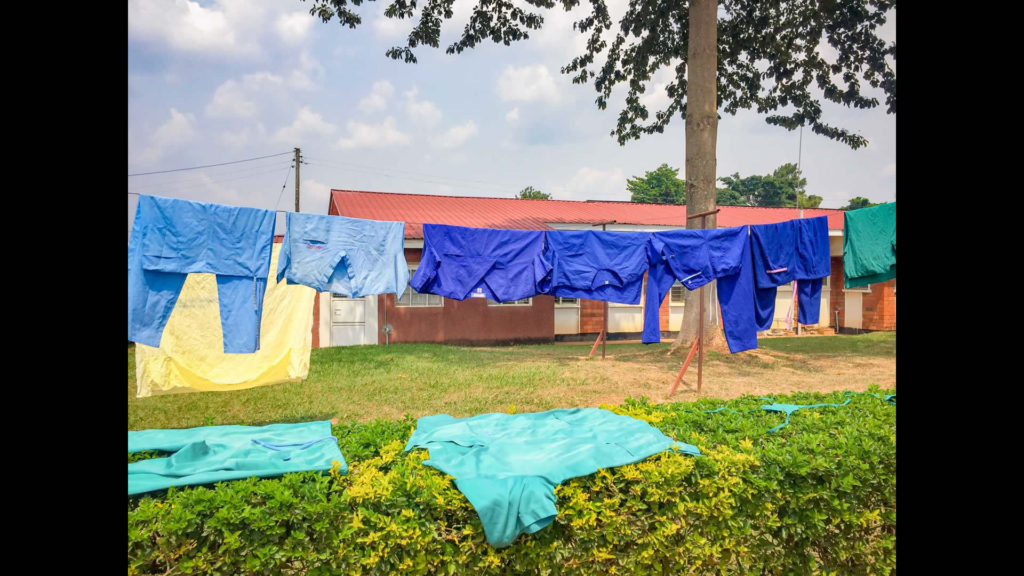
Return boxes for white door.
[844,292,863,330]
[330,295,379,346]
[554,298,580,335]
[608,303,644,333]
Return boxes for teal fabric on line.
[759,397,853,434]
[405,408,700,548]
[678,392,894,434]
[843,391,896,405]
[128,421,346,496]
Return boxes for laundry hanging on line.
[843,202,896,288]
[642,225,758,353]
[750,215,831,330]
[537,229,651,304]
[410,223,545,302]
[134,243,316,398]
[128,420,346,496]
[276,211,409,297]
[128,194,276,354]
[404,408,700,547]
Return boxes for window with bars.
[394,268,443,307]
[670,283,686,305]
[554,297,579,306]
[487,297,533,306]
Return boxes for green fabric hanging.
[843,202,896,288]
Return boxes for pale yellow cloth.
[135,244,316,398]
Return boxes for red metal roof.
[329,189,845,238]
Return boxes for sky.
[128,0,896,233]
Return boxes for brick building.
[310,190,894,347]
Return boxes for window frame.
[486,297,533,306]
[394,265,444,308]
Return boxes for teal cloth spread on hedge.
[128,420,346,496]
[760,398,852,433]
[404,408,700,547]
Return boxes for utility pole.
[294,147,301,212]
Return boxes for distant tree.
[627,164,686,204]
[798,194,824,209]
[845,197,878,210]
[772,163,807,196]
[716,187,745,206]
[516,186,551,200]
[717,163,816,207]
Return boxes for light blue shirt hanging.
[127,194,275,353]
[276,212,409,297]
[405,408,699,548]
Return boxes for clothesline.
[128,192,293,213]
[129,194,883,360]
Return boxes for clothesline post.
[588,220,616,359]
[669,208,720,396]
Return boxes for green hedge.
[128,388,896,575]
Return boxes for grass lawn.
[129,332,895,430]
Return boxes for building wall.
[828,256,896,331]
[380,249,555,345]
[862,279,896,330]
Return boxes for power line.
[274,163,295,211]
[127,162,293,192]
[128,151,293,177]
[127,165,297,195]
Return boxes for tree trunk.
[672,0,720,354]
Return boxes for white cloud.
[432,121,479,150]
[358,80,396,113]
[274,106,337,143]
[559,166,627,201]
[140,108,197,163]
[335,117,412,150]
[299,178,332,214]
[405,88,442,127]
[372,4,408,38]
[289,50,325,91]
[882,162,896,177]
[497,65,563,104]
[505,107,520,124]
[128,0,257,55]
[221,123,267,148]
[206,80,255,118]
[276,11,314,44]
[206,72,285,118]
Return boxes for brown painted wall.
[862,279,896,330]
[829,256,896,331]
[382,250,555,345]
[830,257,845,329]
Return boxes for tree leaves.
[304,0,896,149]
